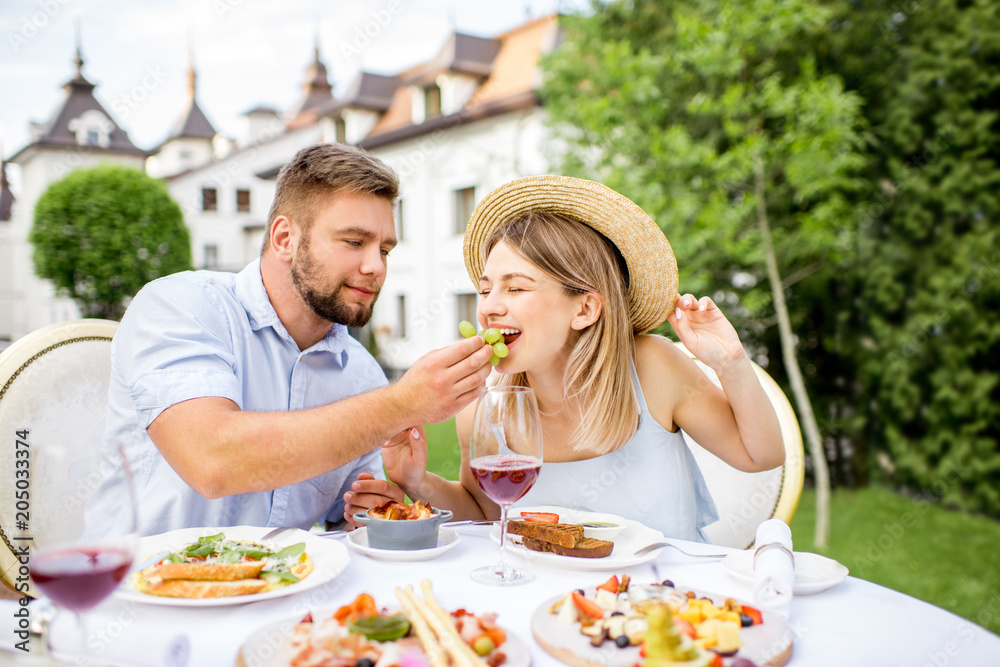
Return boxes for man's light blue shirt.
[88,258,388,536]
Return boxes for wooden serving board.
[530,587,792,667]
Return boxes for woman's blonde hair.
[484,210,639,455]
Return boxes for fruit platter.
[530,576,793,667]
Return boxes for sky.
[1,0,588,191]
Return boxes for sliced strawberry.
[596,575,619,594]
[710,655,724,667]
[741,604,763,626]
[675,618,696,639]
[519,511,560,523]
[571,591,604,620]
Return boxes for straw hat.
[463,175,678,334]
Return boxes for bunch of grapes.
[459,320,509,366]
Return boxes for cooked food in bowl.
[353,502,454,550]
[368,499,434,520]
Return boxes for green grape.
[492,342,508,358]
[489,354,501,366]
[458,320,477,338]
[483,328,501,345]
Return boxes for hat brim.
[462,175,677,334]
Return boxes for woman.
[347,176,784,542]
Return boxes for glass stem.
[496,503,511,579]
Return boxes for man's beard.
[290,242,379,328]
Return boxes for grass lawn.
[421,420,1000,635]
[791,487,1000,635]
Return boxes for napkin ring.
[753,542,793,568]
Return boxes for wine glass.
[468,385,543,586]
[26,431,139,658]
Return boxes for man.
[89,144,493,536]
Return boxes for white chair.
[0,319,118,597]
[675,343,805,548]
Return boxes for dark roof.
[314,72,399,116]
[167,64,216,141]
[0,162,13,222]
[169,99,216,140]
[287,46,334,120]
[10,50,146,161]
[403,32,501,85]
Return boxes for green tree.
[542,0,870,545]
[30,165,191,320]
[849,0,1000,514]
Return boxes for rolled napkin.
[752,518,794,620]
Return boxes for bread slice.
[507,520,584,548]
[150,561,266,581]
[140,578,269,598]
[522,536,614,559]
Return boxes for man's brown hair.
[261,143,399,252]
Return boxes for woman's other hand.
[666,294,745,369]
[342,472,405,527]
[380,426,429,493]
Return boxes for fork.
[261,526,296,541]
[633,541,729,559]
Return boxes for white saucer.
[345,527,461,561]
[722,549,849,595]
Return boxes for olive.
[614,635,630,649]
[729,659,758,667]
[575,589,585,595]
[610,611,624,617]
[660,579,675,588]
[740,613,754,627]
[356,659,375,667]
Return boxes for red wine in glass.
[31,547,133,612]
[471,454,541,504]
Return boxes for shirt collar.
[235,258,350,357]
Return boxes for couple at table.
[88,143,783,544]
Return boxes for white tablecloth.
[2,525,998,666]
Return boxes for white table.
[2,525,998,666]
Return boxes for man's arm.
[148,336,494,498]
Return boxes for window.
[454,187,475,234]
[395,199,404,242]
[236,189,251,213]
[85,130,99,146]
[202,187,218,212]
[204,244,218,269]
[397,295,407,339]
[335,117,347,144]
[424,84,442,119]
[457,293,477,334]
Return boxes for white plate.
[722,549,849,595]
[345,527,461,561]
[531,585,792,667]
[117,525,350,607]
[491,505,664,571]
[237,606,532,667]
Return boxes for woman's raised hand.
[380,425,429,492]
[666,294,746,369]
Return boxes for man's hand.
[392,336,494,425]
[343,472,405,527]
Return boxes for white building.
[1,48,148,341]
[3,15,560,374]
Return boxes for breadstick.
[395,586,449,667]
[420,580,488,667]
[399,585,481,667]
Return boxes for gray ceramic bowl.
[352,508,454,550]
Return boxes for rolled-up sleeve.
[117,275,244,429]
